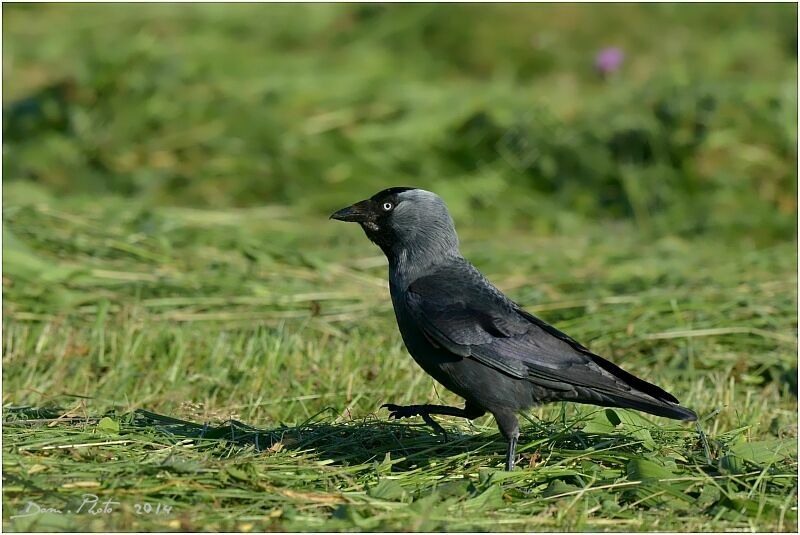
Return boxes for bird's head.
[330,187,459,262]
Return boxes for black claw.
[381,403,420,420]
[382,403,447,440]
[382,403,416,420]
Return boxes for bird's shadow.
[4,406,663,470]
[131,408,498,469]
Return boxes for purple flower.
[594,47,624,75]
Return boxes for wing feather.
[404,263,679,404]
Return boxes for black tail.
[590,354,697,421]
[605,394,697,421]
[515,308,696,421]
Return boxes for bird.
[330,187,697,471]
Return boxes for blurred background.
[4,3,796,242]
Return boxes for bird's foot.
[381,403,419,420]
[381,403,448,441]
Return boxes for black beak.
[329,200,372,223]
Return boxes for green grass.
[3,3,797,241]
[2,2,797,532]
[3,190,797,531]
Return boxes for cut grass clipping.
[3,198,797,531]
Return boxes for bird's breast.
[388,284,471,394]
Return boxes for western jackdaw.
[331,187,697,470]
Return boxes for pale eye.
[382,202,393,211]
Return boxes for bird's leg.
[493,410,520,471]
[419,412,447,438]
[505,435,518,471]
[382,402,486,440]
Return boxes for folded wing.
[405,262,696,420]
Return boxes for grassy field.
[3,188,797,531]
[3,3,798,532]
